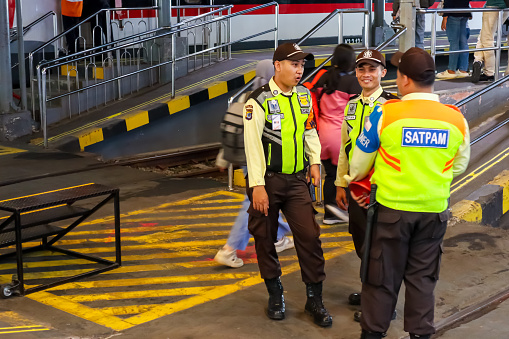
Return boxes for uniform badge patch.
[268,99,281,113]
[347,104,356,115]
[298,94,310,108]
[245,105,253,120]
[301,108,310,114]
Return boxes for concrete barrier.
[452,170,509,227]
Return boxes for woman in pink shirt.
[311,44,361,224]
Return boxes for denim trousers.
[226,167,291,250]
[446,16,469,71]
[415,13,425,49]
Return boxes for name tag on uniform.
[345,115,357,120]
[298,94,310,108]
[267,114,284,120]
[301,108,310,114]
[402,128,449,148]
[272,114,281,130]
[268,99,281,113]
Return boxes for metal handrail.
[39,5,233,69]
[31,6,159,59]
[30,5,232,116]
[38,2,279,148]
[10,11,56,43]
[423,7,509,80]
[455,73,509,107]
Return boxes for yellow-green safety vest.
[344,91,397,162]
[249,84,314,174]
[372,99,467,213]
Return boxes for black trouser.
[348,190,368,259]
[360,204,448,336]
[62,15,82,54]
[247,172,326,283]
[321,159,337,219]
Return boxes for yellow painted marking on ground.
[0,183,93,203]
[0,250,216,272]
[79,191,244,226]
[99,305,159,316]
[78,128,104,150]
[167,95,190,114]
[40,62,258,145]
[244,70,256,83]
[207,82,228,99]
[65,286,216,302]
[57,222,235,236]
[15,189,355,331]
[27,291,135,331]
[451,200,483,222]
[0,328,51,334]
[125,111,149,131]
[489,170,509,213]
[0,145,27,156]
[47,273,255,290]
[451,146,509,194]
[125,244,355,327]
[0,326,46,330]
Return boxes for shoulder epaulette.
[248,84,271,108]
[381,91,399,100]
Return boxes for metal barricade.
[421,7,509,80]
[36,2,279,148]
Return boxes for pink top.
[317,89,356,165]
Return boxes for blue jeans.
[226,167,291,250]
[415,13,425,49]
[446,16,469,71]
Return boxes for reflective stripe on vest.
[344,94,392,162]
[372,100,466,213]
[254,86,312,174]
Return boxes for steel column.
[0,0,13,113]
[15,0,27,110]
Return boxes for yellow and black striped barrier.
[452,170,509,226]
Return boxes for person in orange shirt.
[61,0,83,54]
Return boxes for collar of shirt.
[401,92,440,102]
[361,86,383,105]
[269,77,296,96]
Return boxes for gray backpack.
[220,92,251,165]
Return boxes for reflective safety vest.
[372,99,467,213]
[249,84,313,174]
[344,91,397,162]
[62,0,83,17]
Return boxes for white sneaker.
[325,204,349,223]
[436,70,458,79]
[456,70,469,78]
[275,236,294,253]
[214,248,244,268]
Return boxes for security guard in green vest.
[346,47,470,339]
[243,43,332,327]
[334,49,398,309]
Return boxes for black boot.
[305,282,333,327]
[348,292,361,305]
[410,335,431,339]
[264,277,285,320]
[360,330,386,339]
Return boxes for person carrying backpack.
[214,59,294,268]
[307,44,362,224]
